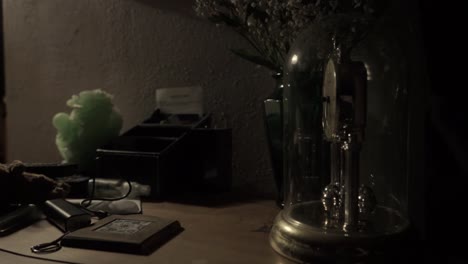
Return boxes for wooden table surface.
[0,199,294,264]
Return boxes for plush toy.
[0,160,69,205]
[53,89,123,171]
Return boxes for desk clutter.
[1,104,229,258]
[27,198,182,255]
[1,110,229,258]
[20,110,232,201]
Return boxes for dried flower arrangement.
[194,0,384,72]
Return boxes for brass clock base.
[269,201,409,263]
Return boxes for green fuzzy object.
[53,89,123,171]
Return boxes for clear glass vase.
[270,3,422,261]
[263,72,284,207]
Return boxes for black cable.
[0,246,82,264]
[80,177,133,205]
[31,232,70,254]
[80,177,133,215]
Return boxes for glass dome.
[270,3,420,262]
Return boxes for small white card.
[155,86,203,117]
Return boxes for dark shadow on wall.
[0,0,6,163]
[134,0,196,17]
[419,0,468,263]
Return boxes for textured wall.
[3,0,276,196]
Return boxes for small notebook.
[61,214,182,255]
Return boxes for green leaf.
[230,49,280,72]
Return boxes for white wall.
[3,0,276,196]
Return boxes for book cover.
[61,214,182,255]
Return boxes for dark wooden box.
[95,112,231,199]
